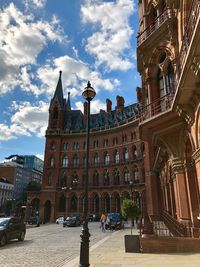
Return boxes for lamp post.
[79,81,96,267]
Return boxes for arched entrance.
[44,200,51,222]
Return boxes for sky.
[0,0,140,162]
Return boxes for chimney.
[106,99,112,112]
[116,95,125,110]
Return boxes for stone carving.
[190,56,200,76]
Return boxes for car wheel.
[18,231,25,241]
[0,234,7,246]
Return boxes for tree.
[121,199,139,234]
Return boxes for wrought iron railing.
[139,91,174,123]
[137,8,174,46]
[176,0,200,79]
[138,1,200,123]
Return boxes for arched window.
[62,156,68,167]
[124,168,130,184]
[73,142,79,150]
[94,153,100,166]
[49,156,54,167]
[141,142,145,157]
[124,149,129,162]
[165,63,174,94]
[72,171,78,186]
[114,169,120,185]
[73,154,79,167]
[93,170,99,186]
[63,143,69,150]
[133,166,139,182]
[47,175,52,186]
[61,172,67,187]
[132,145,137,159]
[115,151,120,164]
[104,152,110,165]
[50,142,56,150]
[104,170,109,185]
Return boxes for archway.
[44,200,51,222]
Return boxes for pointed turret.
[66,92,71,111]
[50,70,64,108]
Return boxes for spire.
[50,70,64,108]
[66,92,71,111]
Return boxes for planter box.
[124,235,140,253]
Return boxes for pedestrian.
[36,211,40,227]
[105,214,111,231]
[100,212,106,232]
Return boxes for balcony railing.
[137,8,174,46]
[139,91,174,123]
[176,0,200,79]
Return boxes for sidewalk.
[65,227,200,267]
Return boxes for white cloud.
[75,99,106,114]
[24,0,46,9]
[36,154,44,160]
[37,55,120,98]
[0,3,65,95]
[0,101,49,141]
[81,0,135,72]
[10,101,49,138]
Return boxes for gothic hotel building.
[28,0,200,242]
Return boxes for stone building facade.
[32,72,145,222]
[137,0,200,237]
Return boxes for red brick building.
[137,0,200,239]
[32,72,145,222]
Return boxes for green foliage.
[121,199,139,220]
[26,181,41,191]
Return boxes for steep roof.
[50,71,64,109]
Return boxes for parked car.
[105,213,121,230]
[0,217,26,246]
[27,216,42,225]
[88,213,100,222]
[63,216,81,227]
[56,216,65,224]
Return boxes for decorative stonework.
[175,105,194,125]
[192,148,200,162]
[172,158,184,174]
[190,56,200,76]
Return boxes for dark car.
[88,213,100,222]
[105,213,121,230]
[63,216,81,227]
[27,216,42,225]
[0,217,26,246]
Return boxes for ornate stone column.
[172,158,191,223]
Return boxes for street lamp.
[79,81,96,267]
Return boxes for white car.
[56,216,65,224]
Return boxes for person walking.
[100,212,106,232]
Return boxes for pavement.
[64,227,200,267]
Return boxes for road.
[0,222,113,267]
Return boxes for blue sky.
[0,0,140,162]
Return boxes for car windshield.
[108,213,120,221]
[0,218,9,226]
